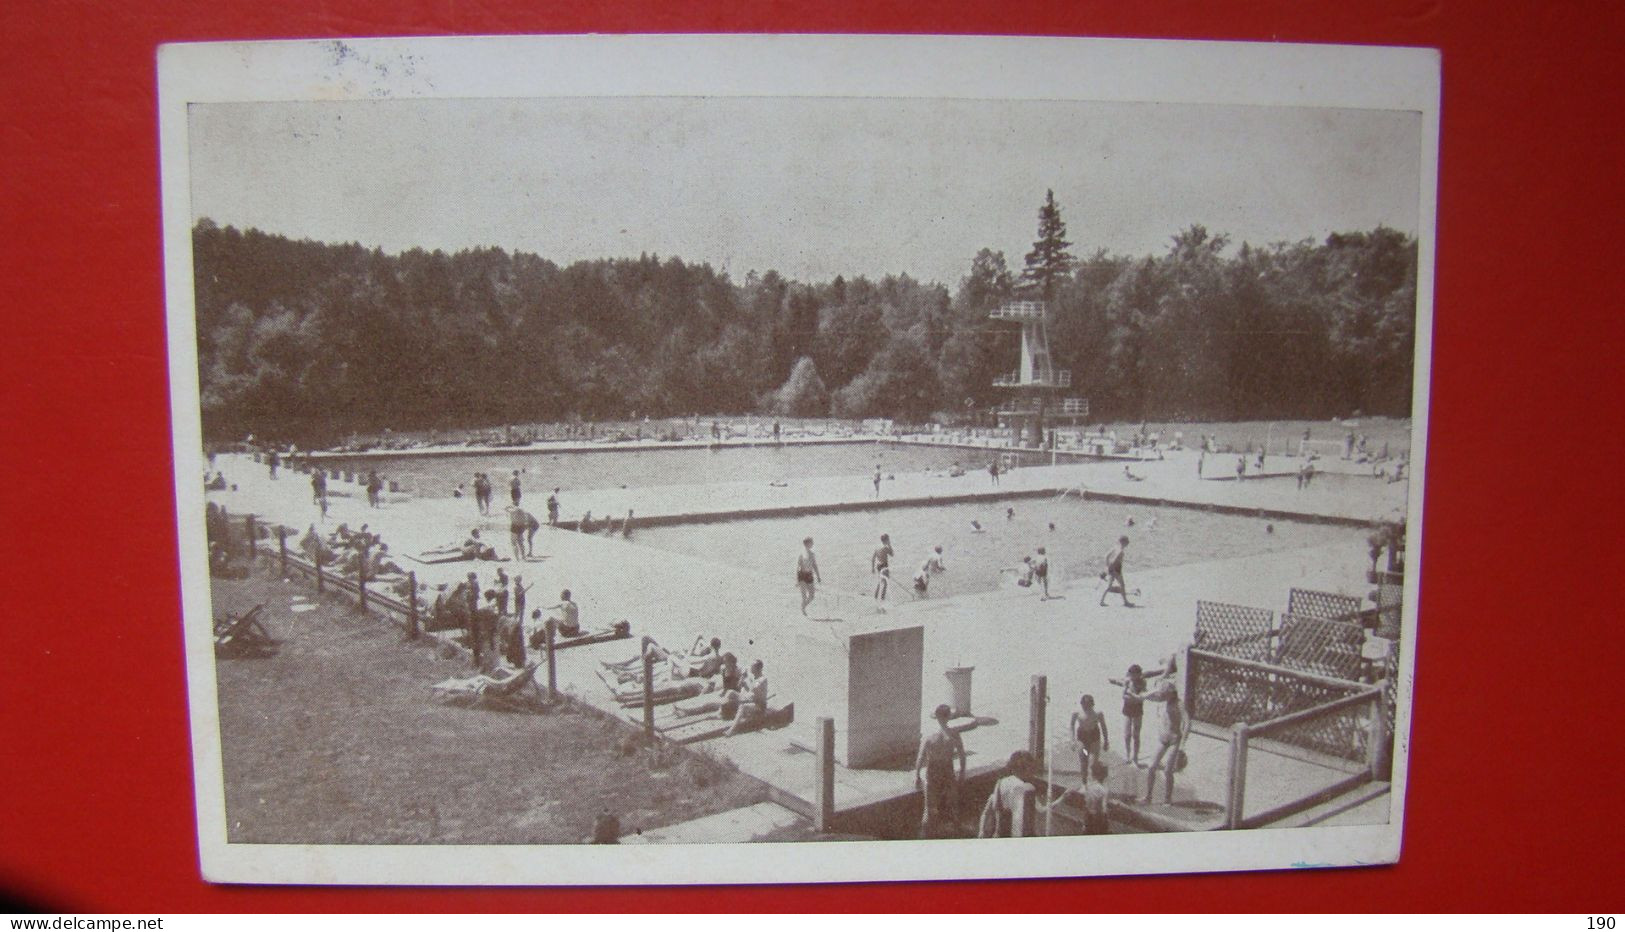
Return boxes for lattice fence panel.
[1276,614,1366,681]
[1194,600,1276,662]
[1374,571,1405,640]
[1287,587,1363,622]
[1382,640,1401,738]
[1190,651,1360,729]
[1265,699,1372,763]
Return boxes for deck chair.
[214,605,277,657]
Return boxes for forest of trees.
[191,192,1417,443]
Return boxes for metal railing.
[988,300,1048,320]
[993,369,1072,388]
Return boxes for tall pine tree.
[1021,189,1076,300]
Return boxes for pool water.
[629,497,1356,603]
[325,442,1014,498]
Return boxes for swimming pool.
[628,497,1357,603]
[323,442,1026,498]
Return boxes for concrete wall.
[790,622,925,769]
[845,625,924,768]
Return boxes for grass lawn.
[211,566,769,845]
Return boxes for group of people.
[913,656,1189,839]
[795,534,950,617]
[795,523,1141,614]
[431,566,582,668]
[599,635,772,735]
[297,521,405,579]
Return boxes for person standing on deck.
[547,488,560,526]
[873,466,883,499]
[267,448,280,479]
[915,703,967,838]
[871,533,894,607]
[1112,663,1149,767]
[1130,658,1189,805]
[796,537,821,615]
[366,470,383,508]
[1100,536,1134,607]
[509,470,522,508]
[989,458,1001,486]
[1070,694,1109,781]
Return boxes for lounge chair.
[214,605,277,658]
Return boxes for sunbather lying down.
[601,635,721,681]
[431,662,539,699]
[598,670,716,705]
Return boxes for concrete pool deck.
[205,450,1399,834]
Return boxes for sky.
[188,96,1421,286]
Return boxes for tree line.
[191,193,1416,444]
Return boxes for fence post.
[544,620,558,702]
[357,541,369,613]
[406,571,419,639]
[1028,675,1047,769]
[641,649,656,736]
[244,514,256,560]
[1366,694,1388,780]
[466,573,481,666]
[815,716,836,832]
[277,526,288,577]
[1226,723,1250,829]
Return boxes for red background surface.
[3,0,1622,913]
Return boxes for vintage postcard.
[158,34,1438,884]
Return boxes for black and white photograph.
[158,35,1438,884]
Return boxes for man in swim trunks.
[543,589,581,638]
[547,489,560,525]
[509,506,539,560]
[873,466,882,498]
[509,470,522,507]
[989,459,1000,486]
[1069,694,1109,782]
[1130,659,1188,804]
[797,537,821,615]
[914,703,966,838]
[1100,536,1133,607]
[1034,546,1051,599]
[871,533,894,606]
